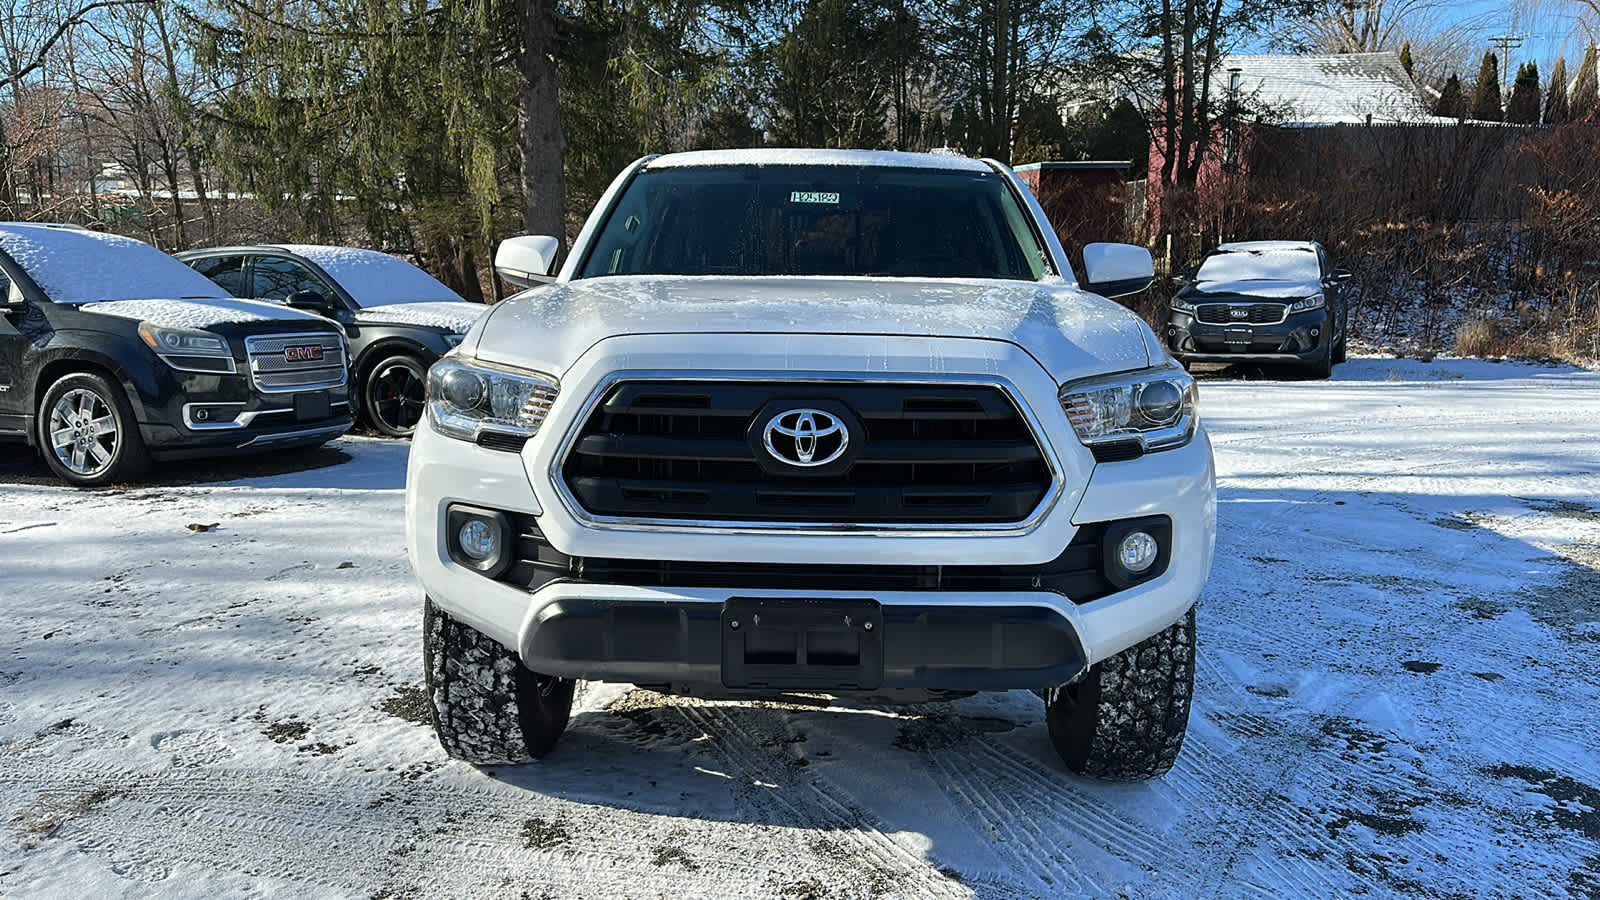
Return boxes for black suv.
[0,223,352,486]
[177,245,487,436]
[1165,240,1352,378]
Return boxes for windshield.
[279,245,465,307]
[0,226,228,303]
[576,165,1049,281]
[1196,247,1320,283]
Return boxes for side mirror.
[1327,268,1354,284]
[495,235,561,288]
[1082,243,1155,299]
[285,289,332,312]
[1169,272,1190,288]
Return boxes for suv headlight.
[1171,296,1197,312]
[426,357,558,445]
[1060,365,1197,453]
[137,322,237,374]
[1289,293,1325,312]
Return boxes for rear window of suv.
[576,165,1049,282]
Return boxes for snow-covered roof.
[1217,53,1452,126]
[269,244,465,308]
[645,149,993,173]
[1216,240,1317,253]
[0,222,229,303]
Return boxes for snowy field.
[2,356,1598,898]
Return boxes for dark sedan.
[1164,240,1352,378]
[177,245,489,436]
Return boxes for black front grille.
[560,381,1052,524]
[1195,303,1286,325]
[501,515,1124,603]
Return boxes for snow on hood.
[472,275,1152,383]
[79,296,327,329]
[1187,278,1323,299]
[352,300,486,332]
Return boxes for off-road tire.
[423,597,575,764]
[36,372,150,487]
[1045,606,1195,780]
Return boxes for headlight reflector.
[1060,366,1197,453]
[426,357,557,445]
[137,322,236,373]
[1289,293,1325,312]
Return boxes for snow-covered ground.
[3,356,1598,898]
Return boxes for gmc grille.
[1195,303,1287,325]
[243,333,347,393]
[560,381,1054,525]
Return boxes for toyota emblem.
[762,408,849,467]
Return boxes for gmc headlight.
[1289,293,1325,312]
[426,357,557,445]
[137,322,237,374]
[1060,366,1197,453]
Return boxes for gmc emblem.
[284,344,325,363]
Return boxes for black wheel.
[36,372,150,487]
[362,354,427,437]
[1045,606,1195,781]
[423,597,575,764]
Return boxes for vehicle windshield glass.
[0,226,228,302]
[576,165,1049,281]
[278,246,465,307]
[1195,248,1320,283]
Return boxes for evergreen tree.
[1434,74,1465,118]
[1574,47,1600,122]
[1399,42,1414,77]
[767,0,891,149]
[1545,56,1569,125]
[1469,52,1502,121]
[1506,61,1541,124]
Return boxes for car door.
[0,262,26,433]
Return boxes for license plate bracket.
[1223,326,1254,347]
[294,391,331,422]
[721,597,883,691]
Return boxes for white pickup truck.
[405,149,1216,780]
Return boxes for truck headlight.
[1288,293,1325,312]
[1060,366,1197,454]
[426,357,557,446]
[137,322,237,374]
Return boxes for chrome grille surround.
[243,332,347,393]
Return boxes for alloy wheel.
[48,388,120,477]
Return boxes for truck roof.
[643,148,994,173]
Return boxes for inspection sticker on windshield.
[790,191,840,205]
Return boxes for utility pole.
[1489,34,1524,97]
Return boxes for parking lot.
[2,355,1598,898]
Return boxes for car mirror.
[285,289,332,312]
[495,235,561,288]
[1328,268,1354,284]
[1082,243,1156,299]
[1168,272,1190,288]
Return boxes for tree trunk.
[152,2,215,243]
[515,0,566,250]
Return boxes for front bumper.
[138,370,353,460]
[1166,307,1329,362]
[407,334,1217,690]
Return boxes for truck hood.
[471,275,1153,384]
[78,296,328,329]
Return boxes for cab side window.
[188,256,247,297]
[252,256,333,302]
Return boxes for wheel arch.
[29,351,148,446]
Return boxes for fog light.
[457,518,498,560]
[1117,531,1159,574]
